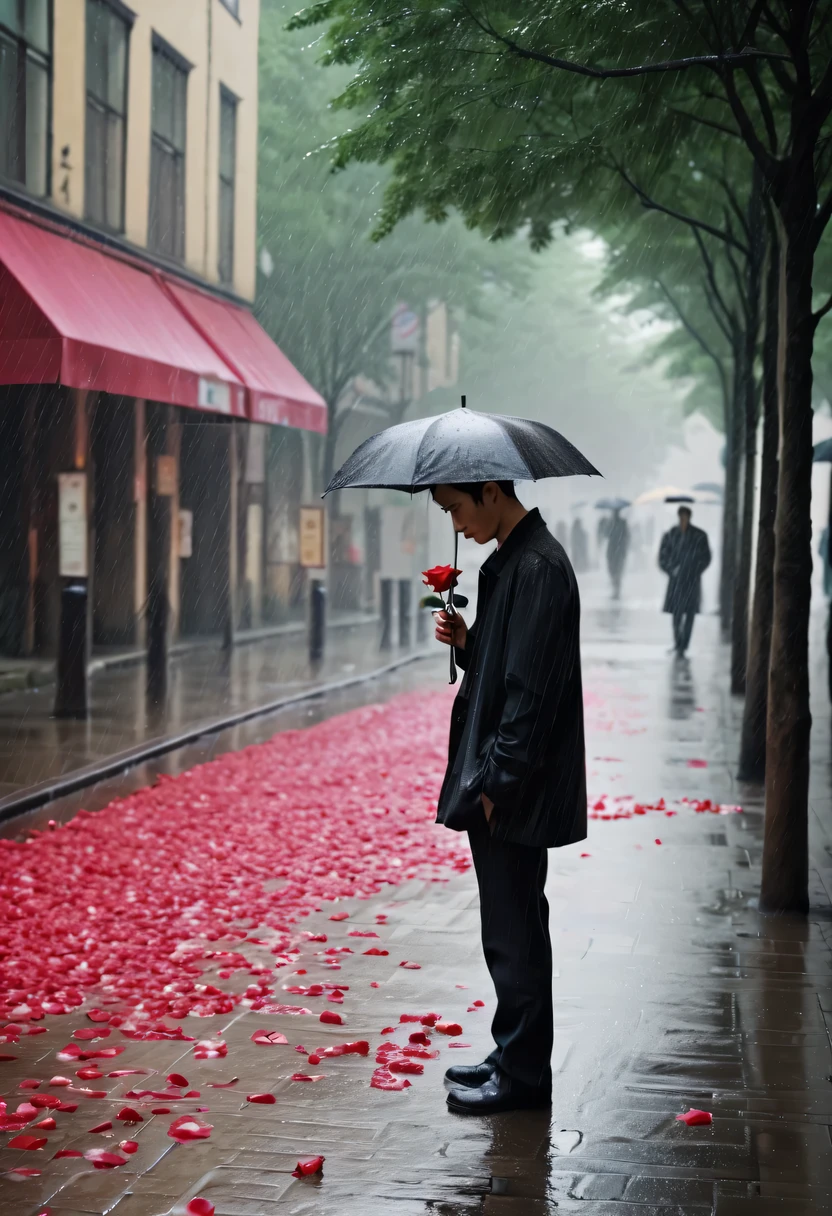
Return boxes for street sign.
[58,472,88,578]
[299,506,326,569]
[391,302,420,353]
[155,454,176,497]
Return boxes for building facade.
[0,0,326,675]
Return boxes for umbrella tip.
[460,394,466,408]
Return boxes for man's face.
[432,484,500,545]
[679,510,691,532]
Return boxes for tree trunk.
[730,185,765,693]
[738,237,779,780]
[759,167,816,915]
[719,369,742,636]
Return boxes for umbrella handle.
[448,529,458,686]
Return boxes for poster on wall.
[299,506,326,569]
[58,472,88,578]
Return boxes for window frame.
[0,0,53,199]
[84,0,132,233]
[148,31,191,262]
[217,82,237,286]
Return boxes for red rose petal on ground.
[435,1021,463,1036]
[363,948,389,956]
[53,1149,84,1158]
[167,1073,189,1087]
[320,1010,343,1025]
[186,1200,215,1216]
[151,1107,171,1114]
[370,1068,411,1091]
[251,1029,288,1046]
[399,961,421,969]
[75,1067,103,1080]
[106,1069,150,1078]
[116,1107,143,1123]
[18,1079,40,1089]
[8,1134,47,1149]
[168,1115,213,1143]
[292,1154,325,1177]
[119,1140,139,1154]
[291,1073,326,1082]
[32,1118,56,1130]
[48,1076,72,1087]
[206,1078,239,1088]
[246,1093,276,1104]
[388,1058,424,1075]
[88,1121,113,1133]
[329,912,349,921]
[7,1167,42,1177]
[676,1108,712,1126]
[687,758,708,768]
[85,1148,127,1168]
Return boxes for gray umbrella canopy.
[324,406,600,495]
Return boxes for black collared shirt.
[437,510,587,849]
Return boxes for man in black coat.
[432,480,587,1115]
[658,506,711,655]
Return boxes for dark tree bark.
[738,235,779,780]
[760,147,816,916]
[730,180,765,694]
[719,369,742,636]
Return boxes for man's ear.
[483,481,500,506]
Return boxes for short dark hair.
[678,505,692,518]
[431,481,517,504]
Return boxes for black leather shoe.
[444,1060,496,1088]
[447,1071,551,1115]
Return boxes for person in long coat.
[431,480,586,1115]
[606,509,630,598]
[659,506,711,655]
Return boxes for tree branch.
[813,292,832,329]
[459,6,789,79]
[612,162,749,253]
[656,277,729,399]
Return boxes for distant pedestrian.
[570,517,589,572]
[659,506,711,656]
[554,518,569,553]
[606,509,630,598]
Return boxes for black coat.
[436,509,587,849]
[659,524,711,614]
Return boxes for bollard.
[310,579,326,662]
[380,578,393,650]
[54,582,89,718]
[398,579,412,648]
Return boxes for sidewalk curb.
[0,647,433,825]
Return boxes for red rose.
[421,565,462,594]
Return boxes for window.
[85,0,130,231]
[0,0,51,197]
[218,86,236,285]
[148,35,188,261]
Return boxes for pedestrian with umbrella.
[659,503,712,656]
[327,398,599,1114]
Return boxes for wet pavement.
[1,571,832,1214]
[0,615,421,815]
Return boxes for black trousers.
[673,610,695,652]
[468,821,553,1091]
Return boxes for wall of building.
[50,0,259,300]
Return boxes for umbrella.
[665,494,695,504]
[814,438,832,462]
[594,496,630,511]
[324,402,600,495]
[692,480,724,497]
[326,397,600,684]
[632,484,690,505]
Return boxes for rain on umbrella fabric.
[324,405,600,494]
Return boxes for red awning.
[161,278,328,434]
[0,208,246,416]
